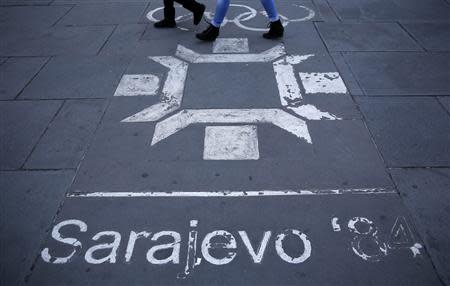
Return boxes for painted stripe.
[150,108,312,145]
[176,44,286,63]
[122,56,188,123]
[68,188,395,198]
[213,38,249,54]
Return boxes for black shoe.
[196,24,220,41]
[154,19,176,28]
[263,19,284,39]
[193,4,206,25]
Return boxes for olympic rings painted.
[146,4,315,32]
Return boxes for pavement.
[0,0,449,285]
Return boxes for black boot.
[154,18,176,28]
[263,19,284,39]
[196,24,220,41]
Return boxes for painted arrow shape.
[123,56,188,122]
[150,108,312,145]
[175,44,286,63]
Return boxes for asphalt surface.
[1,0,449,285]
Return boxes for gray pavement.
[0,0,449,285]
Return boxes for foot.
[263,19,284,39]
[193,4,206,25]
[196,24,220,41]
[154,19,176,28]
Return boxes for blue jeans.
[211,0,279,27]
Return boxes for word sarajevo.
[41,219,311,279]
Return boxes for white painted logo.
[147,4,316,32]
[114,38,348,160]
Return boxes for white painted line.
[273,55,314,106]
[150,109,311,145]
[114,74,160,97]
[299,72,347,94]
[203,125,259,160]
[176,44,286,63]
[273,60,303,105]
[287,104,340,120]
[68,188,396,198]
[213,38,249,54]
[122,56,188,122]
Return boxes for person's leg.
[260,0,284,39]
[154,0,177,28]
[176,0,206,25]
[211,0,230,27]
[164,0,176,21]
[196,0,230,41]
[260,0,279,22]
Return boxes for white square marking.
[203,125,259,160]
[299,72,347,94]
[213,38,250,54]
[114,74,160,97]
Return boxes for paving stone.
[99,24,147,56]
[68,95,388,193]
[28,194,441,285]
[57,2,148,26]
[278,23,328,54]
[316,23,420,51]
[437,96,450,113]
[20,55,130,99]
[357,97,450,167]
[0,170,75,285]
[183,63,281,109]
[343,52,450,96]
[102,25,201,57]
[0,0,52,6]
[25,99,107,169]
[327,0,450,22]
[402,23,450,51]
[390,168,450,285]
[329,52,364,96]
[0,57,48,100]
[0,25,114,56]
[312,0,340,22]
[0,5,71,28]
[0,101,62,170]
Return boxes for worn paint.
[331,217,341,232]
[147,4,315,32]
[175,44,285,64]
[213,38,249,54]
[41,219,87,264]
[238,231,272,263]
[299,72,347,94]
[201,230,237,265]
[203,125,259,160]
[114,74,160,97]
[123,56,188,122]
[150,109,311,145]
[275,229,312,264]
[348,217,388,262]
[146,231,181,264]
[288,104,341,120]
[68,188,395,198]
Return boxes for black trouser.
[164,0,202,20]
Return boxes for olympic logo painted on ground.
[147,4,316,31]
